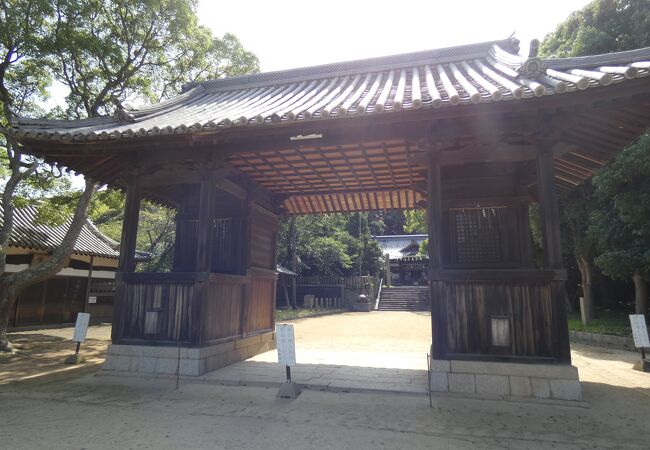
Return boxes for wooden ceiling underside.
[17,86,650,215]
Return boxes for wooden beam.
[117,174,141,272]
[195,172,216,272]
[410,143,537,166]
[112,173,141,344]
[536,146,563,269]
[426,148,445,359]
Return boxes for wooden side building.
[1,205,148,326]
[8,37,650,398]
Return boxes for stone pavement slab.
[202,354,429,395]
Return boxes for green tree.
[90,189,176,272]
[277,213,383,277]
[404,209,426,233]
[589,134,650,316]
[403,209,427,254]
[0,0,258,352]
[0,0,98,353]
[539,0,650,57]
[561,187,598,320]
[539,0,650,321]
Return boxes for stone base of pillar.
[352,302,373,312]
[429,359,582,401]
[103,332,276,377]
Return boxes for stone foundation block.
[449,373,476,394]
[451,360,578,379]
[103,331,276,377]
[531,378,551,399]
[509,376,533,398]
[156,358,180,375]
[430,360,451,372]
[428,359,581,401]
[550,379,582,401]
[112,355,133,372]
[137,356,158,374]
[429,372,449,392]
[475,374,509,396]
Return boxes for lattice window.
[212,218,236,273]
[452,207,504,264]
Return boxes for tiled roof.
[0,204,148,260]
[9,38,650,142]
[374,234,427,260]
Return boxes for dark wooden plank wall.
[12,277,87,326]
[245,270,276,333]
[119,281,195,345]
[203,277,245,343]
[435,280,557,361]
[250,206,278,270]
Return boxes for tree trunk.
[0,285,16,353]
[577,256,593,325]
[633,272,647,316]
[288,215,298,310]
[0,179,97,352]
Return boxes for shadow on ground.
[1,332,107,384]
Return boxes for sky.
[48,0,593,110]
[197,0,593,72]
[52,0,593,187]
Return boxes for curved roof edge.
[184,37,519,92]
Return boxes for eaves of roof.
[8,38,650,143]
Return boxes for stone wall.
[103,332,276,377]
[569,330,636,352]
[429,359,582,401]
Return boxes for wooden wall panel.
[203,280,244,342]
[13,282,45,326]
[119,282,195,345]
[441,281,555,359]
[249,206,278,270]
[245,275,275,333]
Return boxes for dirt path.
[3,312,649,393]
[0,325,112,384]
[1,312,649,448]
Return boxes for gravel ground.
[1,312,649,449]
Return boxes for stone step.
[378,286,429,311]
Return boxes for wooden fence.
[296,275,374,288]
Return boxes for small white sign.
[629,314,650,348]
[88,296,97,304]
[276,324,296,367]
[72,313,91,343]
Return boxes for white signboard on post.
[276,324,296,367]
[88,296,97,304]
[629,314,650,348]
[72,312,91,343]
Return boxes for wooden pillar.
[113,175,141,343]
[83,255,94,313]
[536,148,563,269]
[427,151,446,359]
[192,174,216,347]
[118,176,141,273]
[537,146,571,363]
[195,174,216,273]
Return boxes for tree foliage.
[49,0,259,118]
[0,0,259,350]
[539,0,650,316]
[277,213,383,277]
[590,134,650,280]
[539,0,650,57]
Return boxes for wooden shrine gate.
[10,37,650,399]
